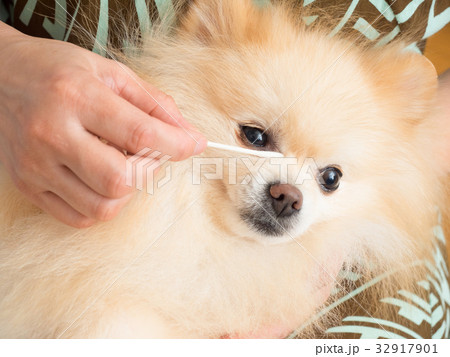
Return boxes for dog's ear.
[369,47,438,123]
[179,0,266,45]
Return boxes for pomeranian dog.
[0,0,448,338]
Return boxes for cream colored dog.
[0,0,448,338]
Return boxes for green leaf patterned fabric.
[1,0,449,339]
[2,0,450,51]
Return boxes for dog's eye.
[318,167,342,192]
[242,126,267,147]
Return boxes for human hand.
[0,23,206,228]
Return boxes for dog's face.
[197,52,391,244]
[146,0,438,247]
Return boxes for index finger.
[80,85,207,160]
[103,61,197,131]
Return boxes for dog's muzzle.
[240,183,302,237]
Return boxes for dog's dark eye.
[318,167,342,192]
[242,126,267,147]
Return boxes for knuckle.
[45,132,67,152]
[105,171,128,198]
[130,122,154,152]
[12,175,28,193]
[14,152,36,177]
[93,199,120,222]
[25,122,65,151]
[47,68,81,102]
[23,117,47,141]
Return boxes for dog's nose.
[269,184,302,218]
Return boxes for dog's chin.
[238,206,303,245]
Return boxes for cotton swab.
[207,141,284,158]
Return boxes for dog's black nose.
[269,183,302,218]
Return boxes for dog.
[0,0,448,338]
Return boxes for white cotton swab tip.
[207,141,284,158]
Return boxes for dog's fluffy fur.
[0,0,448,338]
